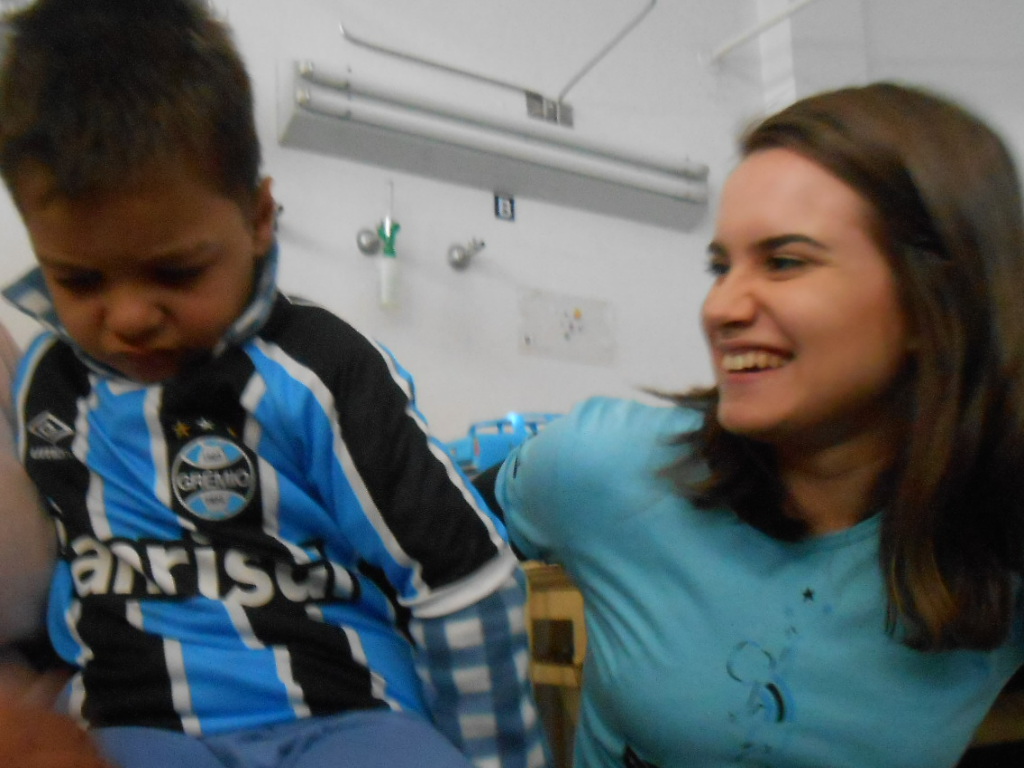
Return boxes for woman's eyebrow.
[707,233,826,256]
[756,234,827,251]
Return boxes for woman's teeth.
[722,351,787,372]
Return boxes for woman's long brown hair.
[665,82,1024,651]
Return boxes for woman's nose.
[701,268,758,333]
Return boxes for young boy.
[0,2,548,767]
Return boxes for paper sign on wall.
[518,287,616,367]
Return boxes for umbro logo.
[28,412,74,444]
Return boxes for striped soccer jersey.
[14,292,514,735]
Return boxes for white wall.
[0,0,1020,441]
[234,0,767,441]
[789,0,1024,165]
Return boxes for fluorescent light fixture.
[278,60,709,229]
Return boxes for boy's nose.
[104,291,163,342]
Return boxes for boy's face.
[15,160,276,383]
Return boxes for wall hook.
[356,227,381,255]
[447,238,485,271]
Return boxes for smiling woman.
[486,81,1024,768]
[681,82,1024,648]
[703,148,910,480]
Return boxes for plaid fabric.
[412,570,551,768]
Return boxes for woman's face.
[702,148,911,453]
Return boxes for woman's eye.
[766,254,806,272]
[705,257,729,277]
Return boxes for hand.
[0,653,72,709]
[0,703,114,767]
[0,655,111,767]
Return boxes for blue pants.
[95,709,474,768]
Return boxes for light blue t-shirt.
[497,396,1024,768]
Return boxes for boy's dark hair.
[667,82,1024,653]
[0,0,260,203]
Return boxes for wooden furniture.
[958,683,1024,766]
[524,562,585,768]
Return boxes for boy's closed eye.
[150,265,205,288]
[51,271,104,295]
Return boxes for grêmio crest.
[171,434,256,521]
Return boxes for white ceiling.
[863,0,1024,64]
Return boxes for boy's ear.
[251,176,276,253]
